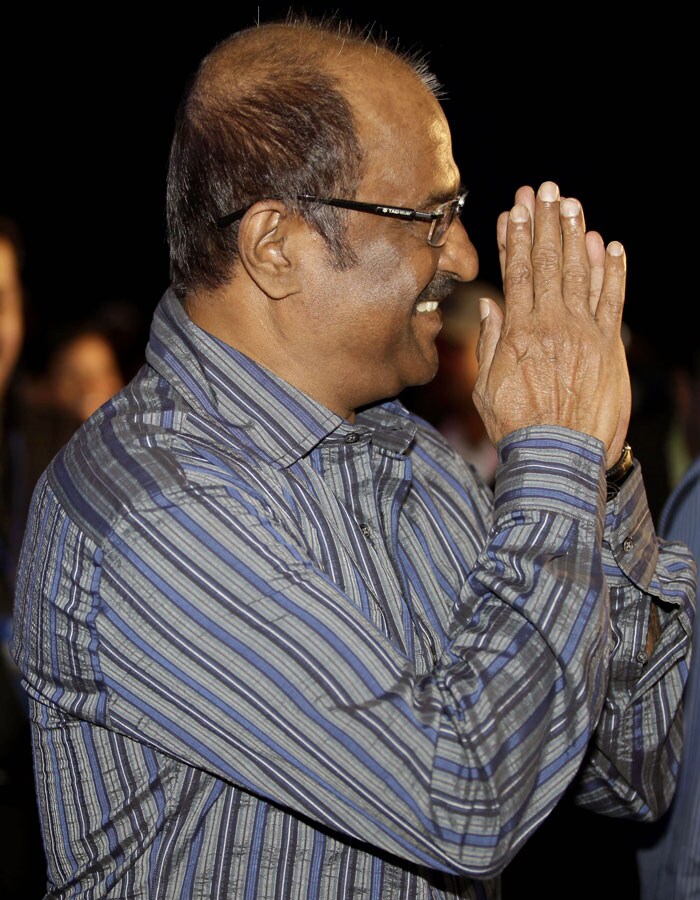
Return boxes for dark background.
[0,5,690,368]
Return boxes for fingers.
[558,196,591,313]
[586,230,606,314]
[498,181,625,321]
[531,182,565,310]
[513,184,536,225]
[583,228,626,327]
[486,181,629,451]
[596,240,627,330]
[496,210,509,285]
[499,181,567,319]
[472,297,504,438]
[475,296,503,374]
[501,203,535,317]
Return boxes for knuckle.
[506,261,532,285]
[532,244,560,274]
[508,331,533,359]
[536,331,559,358]
[562,263,588,285]
[602,292,624,318]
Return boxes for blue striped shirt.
[11,289,695,899]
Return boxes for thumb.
[476,297,502,372]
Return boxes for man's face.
[293,56,479,417]
[0,238,24,396]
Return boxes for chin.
[415,353,440,386]
[362,352,439,406]
[400,364,439,395]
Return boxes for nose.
[438,218,479,282]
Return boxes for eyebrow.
[421,185,465,207]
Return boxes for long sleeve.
[11,293,695,899]
[567,463,694,818]
[16,417,694,884]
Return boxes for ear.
[236,201,302,300]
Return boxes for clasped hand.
[473,181,630,468]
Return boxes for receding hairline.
[195,17,443,100]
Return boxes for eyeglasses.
[216,191,468,248]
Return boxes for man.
[12,16,694,900]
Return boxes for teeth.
[415,300,439,313]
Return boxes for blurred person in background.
[41,321,126,424]
[664,347,700,492]
[0,221,23,403]
[0,222,131,898]
[624,328,675,525]
[0,216,27,615]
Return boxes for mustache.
[416,273,460,304]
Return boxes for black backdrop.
[1,5,690,365]
[0,9,694,356]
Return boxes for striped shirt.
[637,455,700,899]
[12,289,694,899]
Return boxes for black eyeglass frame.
[216,191,468,247]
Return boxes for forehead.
[332,50,460,203]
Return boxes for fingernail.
[510,204,529,222]
[479,297,490,320]
[560,198,580,218]
[607,241,624,256]
[538,181,560,202]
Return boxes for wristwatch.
[605,441,634,501]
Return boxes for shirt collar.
[145,289,416,466]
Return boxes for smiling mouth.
[415,300,440,313]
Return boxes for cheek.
[352,235,432,314]
[303,229,436,350]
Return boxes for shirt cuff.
[494,425,606,525]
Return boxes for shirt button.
[359,523,372,538]
[623,537,634,552]
[636,650,648,664]
[345,433,360,443]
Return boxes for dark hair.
[166,16,440,298]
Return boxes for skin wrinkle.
[531,247,560,275]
